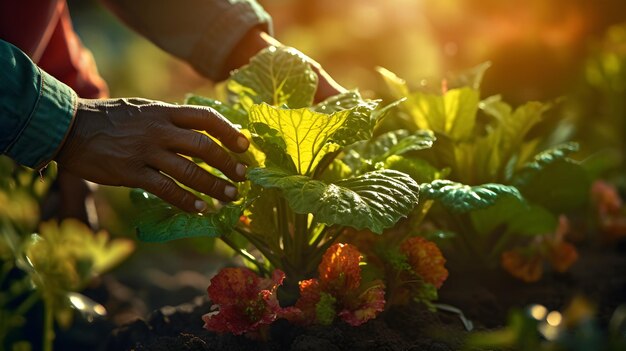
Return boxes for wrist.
[221,27,281,77]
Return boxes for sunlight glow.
[546,311,563,327]
[529,304,548,320]
[69,294,85,310]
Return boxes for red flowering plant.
[500,215,579,282]
[590,180,626,241]
[290,243,386,327]
[339,224,448,310]
[131,46,435,336]
[202,268,286,336]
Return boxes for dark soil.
[99,244,626,351]
[104,297,466,351]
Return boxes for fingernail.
[224,185,237,199]
[195,200,208,212]
[236,163,247,178]
[237,136,249,150]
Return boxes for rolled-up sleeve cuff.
[190,0,273,81]
[7,67,78,169]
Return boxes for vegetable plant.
[375,66,591,280]
[133,46,449,334]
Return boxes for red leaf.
[338,282,386,326]
[203,268,285,335]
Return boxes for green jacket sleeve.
[1,39,78,169]
[102,0,272,81]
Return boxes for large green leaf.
[248,103,350,175]
[512,142,580,183]
[376,67,411,99]
[453,130,502,184]
[247,168,420,234]
[470,195,557,238]
[514,160,591,214]
[313,90,379,146]
[249,122,297,173]
[185,95,248,126]
[482,97,550,158]
[447,61,492,90]
[420,180,522,213]
[405,87,479,141]
[246,186,278,238]
[227,46,318,109]
[312,90,377,114]
[342,130,435,173]
[130,190,242,242]
[361,129,435,160]
[384,155,441,184]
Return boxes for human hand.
[54,98,249,213]
[221,27,346,102]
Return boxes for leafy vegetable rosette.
[132,46,448,335]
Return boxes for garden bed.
[102,243,626,351]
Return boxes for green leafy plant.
[376,66,591,279]
[19,219,134,351]
[0,157,134,351]
[133,46,450,335]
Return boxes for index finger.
[169,106,249,153]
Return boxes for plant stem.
[14,290,40,316]
[452,213,485,265]
[311,150,341,179]
[276,198,292,253]
[43,298,54,351]
[396,200,434,245]
[309,223,328,249]
[220,236,268,276]
[304,227,340,273]
[489,230,515,262]
[233,228,282,269]
[293,213,309,268]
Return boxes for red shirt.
[0,0,108,98]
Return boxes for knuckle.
[155,176,178,197]
[192,133,212,151]
[144,119,170,138]
[206,178,225,197]
[133,139,153,156]
[220,155,237,171]
[182,162,200,181]
[137,171,161,192]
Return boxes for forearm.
[101,0,273,81]
[0,39,77,169]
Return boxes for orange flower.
[502,216,578,282]
[590,180,626,240]
[400,237,448,289]
[546,215,578,273]
[318,243,362,293]
[591,180,623,216]
[549,242,578,273]
[501,250,544,282]
[292,243,385,326]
